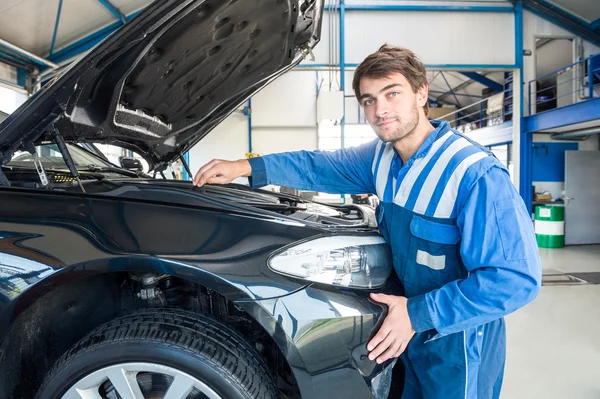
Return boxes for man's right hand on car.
[193,159,252,187]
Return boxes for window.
[318,123,376,151]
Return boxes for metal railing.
[434,88,513,134]
[528,53,600,115]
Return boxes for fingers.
[193,159,221,186]
[368,331,395,363]
[370,292,394,305]
[206,175,232,185]
[367,324,390,355]
[393,340,408,358]
[375,338,403,364]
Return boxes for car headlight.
[268,236,392,288]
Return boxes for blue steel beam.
[429,90,482,98]
[97,0,126,24]
[516,2,531,211]
[440,72,461,108]
[591,18,600,31]
[16,68,26,88]
[520,0,600,47]
[50,0,63,55]
[459,72,503,92]
[48,10,142,63]
[524,97,600,132]
[0,50,27,67]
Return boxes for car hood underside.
[0,0,322,171]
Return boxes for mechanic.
[193,45,542,399]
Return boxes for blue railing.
[434,88,513,133]
[528,53,600,115]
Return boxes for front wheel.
[37,308,278,399]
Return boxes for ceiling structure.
[0,0,597,116]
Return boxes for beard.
[372,103,419,143]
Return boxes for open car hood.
[0,0,323,171]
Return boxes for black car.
[0,1,402,398]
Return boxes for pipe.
[551,126,600,140]
[0,38,59,69]
[340,0,345,149]
[247,99,252,153]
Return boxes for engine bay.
[2,165,376,228]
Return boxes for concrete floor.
[502,245,600,399]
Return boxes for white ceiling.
[0,0,152,56]
[0,0,519,111]
[547,0,600,24]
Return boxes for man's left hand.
[367,293,415,364]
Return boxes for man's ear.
[416,84,429,107]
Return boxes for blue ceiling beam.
[49,0,63,55]
[591,18,600,31]
[440,72,462,108]
[459,72,503,92]
[97,0,126,24]
[0,50,27,67]
[429,90,483,98]
[519,0,600,47]
[48,9,142,64]
[524,97,600,132]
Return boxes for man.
[193,45,542,398]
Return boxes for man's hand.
[193,159,252,187]
[367,293,415,364]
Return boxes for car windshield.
[7,143,117,170]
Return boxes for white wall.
[0,62,27,114]
[253,127,317,155]
[344,11,515,66]
[252,71,317,127]
[188,111,248,175]
[0,86,27,114]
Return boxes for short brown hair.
[352,44,429,116]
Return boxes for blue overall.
[248,120,542,398]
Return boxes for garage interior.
[0,0,599,398]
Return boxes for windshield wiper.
[85,164,138,177]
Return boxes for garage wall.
[188,112,248,177]
[251,71,317,128]
[344,11,515,66]
[531,133,599,198]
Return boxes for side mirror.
[119,156,143,171]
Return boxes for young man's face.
[358,72,428,143]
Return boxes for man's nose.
[375,104,389,118]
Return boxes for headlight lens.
[268,236,392,288]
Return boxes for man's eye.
[364,99,374,106]
[388,92,398,98]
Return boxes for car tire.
[37,308,278,399]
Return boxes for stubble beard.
[375,104,420,144]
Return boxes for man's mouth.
[377,119,397,126]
